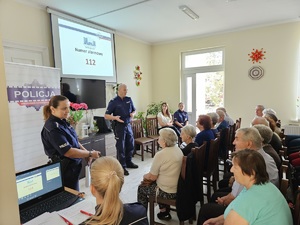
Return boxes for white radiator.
[283,125,300,135]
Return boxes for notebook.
[16,162,83,224]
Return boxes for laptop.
[16,162,84,224]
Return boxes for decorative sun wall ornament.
[133,65,142,86]
[248,48,266,64]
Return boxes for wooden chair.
[146,117,160,156]
[203,137,220,201]
[227,123,236,152]
[279,147,289,166]
[218,127,230,173]
[192,143,207,206]
[130,119,155,161]
[235,118,241,130]
[279,164,289,196]
[224,123,236,168]
[149,156,194,225]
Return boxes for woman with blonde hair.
[81,157,148,225]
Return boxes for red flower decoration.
[248,48,266,64]
[133,65,142,86]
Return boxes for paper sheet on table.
[58,199,95,225]
[23,212,66,225]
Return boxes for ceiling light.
[179,5,199,20]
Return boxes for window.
[181,48,225,125]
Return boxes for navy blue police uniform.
[173,109,188,130]
[41,115,82,191]
[105,95,135,168]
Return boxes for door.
[181,48,225,127]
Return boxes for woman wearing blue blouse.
[195,115,215,168]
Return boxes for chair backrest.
[192,142,207,177]
[191,143,207,203]
[227,123,236,151]
[235,118,241,130]
[206,138,220,174]
[181,156,187,180]
[279,164,289,196]
[146,117,158,136]
[130,119,145,138]
[219,127,229,153]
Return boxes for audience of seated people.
[197,127,279,225]
[203,150,292,225]
[215,110,229,132]
[251,116,282,153]
[157,102,180,137]
[252,124,282,171]
[216,107,234,125]
[137,128,183,221]
[180,124,198,156]
[207,112,219,138]
[80,157,148,225]
[262,108,277,116]
[254,104,265,117]
[263,112,282,136]
[173,102,189,131]
[285,135,300,167]
[195,115,215,169]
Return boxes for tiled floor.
[79,151,217,224]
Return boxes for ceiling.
[21,0,300,44]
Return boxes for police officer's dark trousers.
[115,122,135,168]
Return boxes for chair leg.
[207,177,211,201]
[141,145,144,161]
[152,141,155,157]
[149,196,155,225]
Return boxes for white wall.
[151,22,300,127]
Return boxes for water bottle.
[85,165,91,187]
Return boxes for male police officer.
[105,84,138,175]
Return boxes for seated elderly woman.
[80,157,148,225]
[203,149,292,225]
[180,124,198,156]
[263,112,281,136]
[137,128,183,221]
[207,112,219,138]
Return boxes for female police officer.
[41,95,100,191]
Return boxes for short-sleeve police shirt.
[105,96,136,124]
[41,115,81,164]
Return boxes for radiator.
[283,125,300,135]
